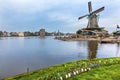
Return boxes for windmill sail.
[78,14,88,20]
[88,1,92,13]
[78,1,105,28]
[92,7,104,15]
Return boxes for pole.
[27,67,29,80]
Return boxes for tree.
[0,31,3,37]
[113,30,120,35]
[76,29,82,34]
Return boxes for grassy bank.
[5,57,120,80]
[69,64,120,80]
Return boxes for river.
[0,36,120,79]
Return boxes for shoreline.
[5,57,120,80]
[55,37,120,43]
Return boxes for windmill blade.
[92,7,104,14]
[78,14,88,20]
[88,1,92,13]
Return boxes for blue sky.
[0,0,120,33]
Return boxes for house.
[18,32,24,37]
[3,31,8,37]
[39,29,45,37]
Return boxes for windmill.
[78,1,104,28]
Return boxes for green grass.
[68,64,120,80]
[4,57,120,80]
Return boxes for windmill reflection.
[77,41,98,59]
[88,41,98,59]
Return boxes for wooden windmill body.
[77,1,108,36]
[78,1,104,28]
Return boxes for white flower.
[66,74,68,79]
[99,60,101,63]
[60,76,63,80]
[85,68,87,71]
[88,68,91,70]
[68,73,71,77]
[74,71,76,75]
[81,68,84,72]
[76,71,79,74]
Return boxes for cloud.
[47,12,88,32]
[0,0,89,14]
[0,0,120,32]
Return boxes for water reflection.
[87,41,98,59]
[76,41,98,59]
[116,43,120,56]
[0,37,120,79]
[77,41,88,59]
[39,36,45,39]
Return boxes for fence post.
[27,67,29,80]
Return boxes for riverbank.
[5,57,120,80]
[55,36,120,43]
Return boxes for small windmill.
[78,1,104,28]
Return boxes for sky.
[0,0,120,33]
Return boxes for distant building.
[8,32,11,37]
[57,30,60,36]
[18,32,24,37]
[24,31,31,36]
[34,32,39,36]
[51,32,56,36]
[39,29,45,37]
[10,32,18,36]
[3,31,8,37]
